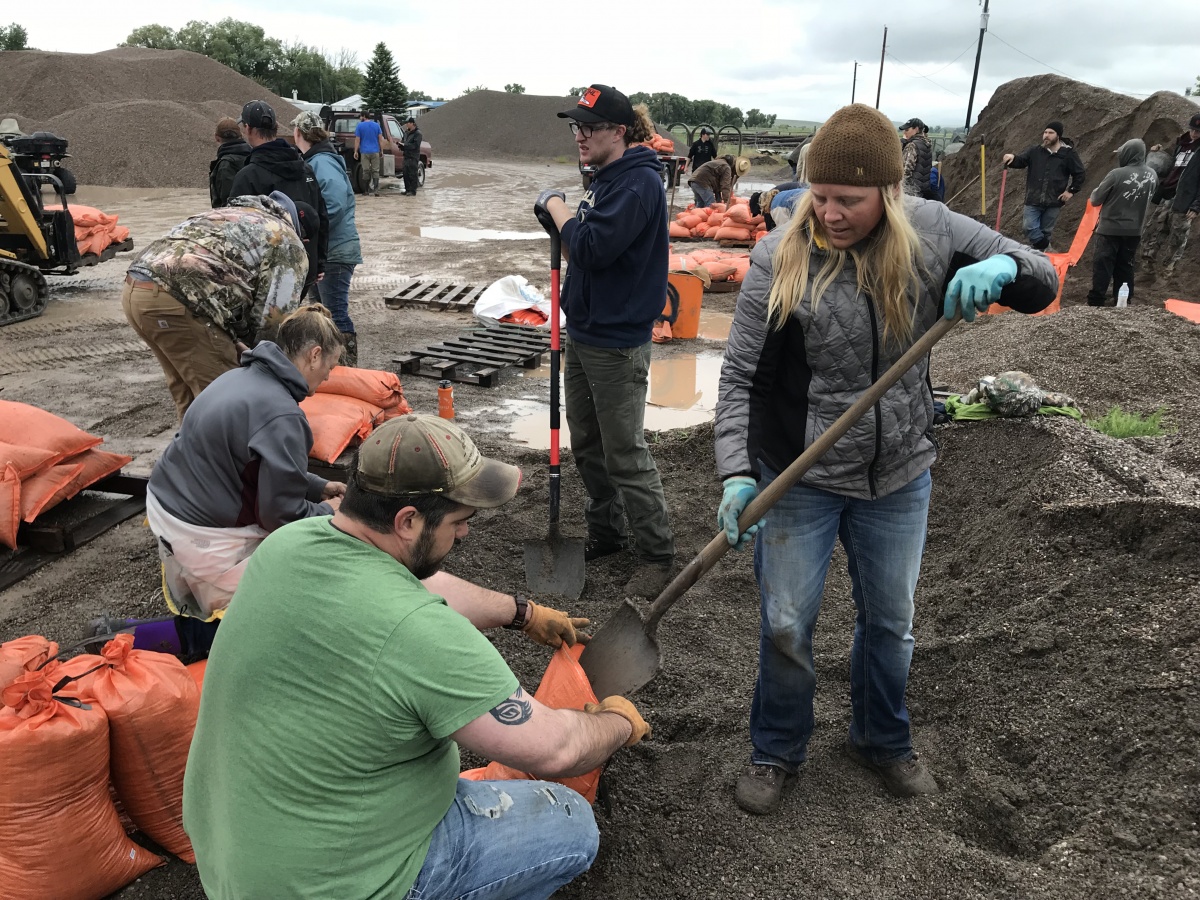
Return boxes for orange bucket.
[663,272,703,339]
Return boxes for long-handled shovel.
[995,165,1009,232]
[523,227,586,599]
[579,315,960,697]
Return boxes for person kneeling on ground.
[145,305,346,659]
[716,103,1058,815]
[750,181,807,232]
[688,153,751,208]
[184,414,644,900]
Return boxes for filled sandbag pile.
[669,196,768,245]
[300,366,414,463]
[0,401,132,550]
[669,247,752,287]
[0,48,300,188]
[69,204,131,258]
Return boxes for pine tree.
[361,42,407,113]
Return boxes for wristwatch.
[505,594,529,630]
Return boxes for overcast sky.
[28,0,1200,129]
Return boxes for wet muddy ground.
[2,159,1198,899]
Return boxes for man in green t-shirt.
[183,414,649,900]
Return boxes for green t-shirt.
[183,517,518,899]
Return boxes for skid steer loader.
[0,142,79,326]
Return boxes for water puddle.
[505,351,724,449]
[404,226,547,242]
[698,310,733,341]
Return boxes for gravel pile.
[0,48,299,188]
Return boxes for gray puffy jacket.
[715,198,1059,499]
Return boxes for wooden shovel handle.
[644,314,959,631]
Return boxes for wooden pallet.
[384,279,489,312]
[77,238,136,268]
[717,238,756,249]
[705,282,741,293]
[308,447,356,484]
[393,323,550,387]
[0,473,148,591]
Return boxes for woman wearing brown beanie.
[714,103,1058,815]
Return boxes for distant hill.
[774,118,824,128]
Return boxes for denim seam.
[454,853,595,900]
[842,515,873,755]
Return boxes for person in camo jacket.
[1142,112,1200,278]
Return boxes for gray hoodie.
[149,341,332,531]
[1090,140,1157,237]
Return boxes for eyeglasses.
[569,122,617,139]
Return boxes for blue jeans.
[750,468,931,771]
[690,184,716,208]
[406,779,598,900]
[1022,204,1061,248]
[316,262,356,333]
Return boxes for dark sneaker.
[624,562,672,598]
[845,742,939,797]
[584,538,627,562]
[734,764,789,815]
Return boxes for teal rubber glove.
[944,254,1018,322]
[718,476,765,551]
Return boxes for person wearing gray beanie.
[1002,122,1087,250]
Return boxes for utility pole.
[875,27,887,109]
[852,60,860,103]
[965,0,991,132]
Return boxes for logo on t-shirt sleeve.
[579,88,602,109]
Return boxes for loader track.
[0,259,49,326]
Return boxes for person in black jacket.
[687,127,718,175]
[209,117,251,208]
[900,118,936,200]
[400,117,423,196]
[1142,113,1200,277]
[1002,121,1086,250]
[228,100,329,292]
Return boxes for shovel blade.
[522,533,586,600]
[578,599,661,697]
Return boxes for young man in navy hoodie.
[536,84,676,598]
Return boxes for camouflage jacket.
[127,196,308,343]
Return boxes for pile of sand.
[942,74,1200,305]
[417,90,682,160]
[0,48,299,189]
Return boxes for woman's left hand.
[944,255,1019,322]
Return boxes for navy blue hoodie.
[561,146,668,347]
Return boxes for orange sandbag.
[460,644,602,802]
[20,461,84,523]
[715,225,755,242]
[0,401,103,465]
[0,669,162,898]
[1,464,18,550]
[0,635,58,690]
[500,308,549,327]
[187,659,207,695]
[300,393,376,463]
[677,213,703,229]
[689,224,709,239]
[48,448,132,509]
[317,366,413,411]
[704,263,738,282]
[652,319,673,343]
[704,224,722,239]
[727,258,752,282]
[1164,299,1200,324]
[724,205,754,225]
[668,221,692,239]
[69,635,199,863]
[0,441,57,480]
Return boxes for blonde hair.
[767,186,923,345]
[276,304,344,358]
[625,104,656,145]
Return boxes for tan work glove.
[523,602,590,648]
[584,696,650,747]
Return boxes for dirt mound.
[0,48,299,188]
[418,90,682,160]
[941,74,1200,306]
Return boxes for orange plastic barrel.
[664,272,703,339]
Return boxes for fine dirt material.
[2,160,1199,899]
[0,48,300,189]
[942,74,1200,307]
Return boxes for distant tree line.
[566,87,776,129]
[1187,76,1200,97]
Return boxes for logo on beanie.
[579,88,602,109]
[856,167,864,176]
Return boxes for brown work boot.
[623,562,672,598]
[734,764,790,815]
[845,742,939,797]
[340,333,358,368]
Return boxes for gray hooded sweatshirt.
[1090,140,1157,237]
[149,341,332,531]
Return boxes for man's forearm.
[422,571,520,629]
[530,708,633,778]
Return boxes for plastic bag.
[473,275,564,330]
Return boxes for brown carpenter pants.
[121,278,239,421]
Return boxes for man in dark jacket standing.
[401,117,423,196]
[535,84,676,598]
[1002,121,1087,250]
[229,100,329,287]
[688,127,718,175]
[900,118,935,200]
[1142,113,1200,277]
[209,117,251,208]
[1087,139,1157,306]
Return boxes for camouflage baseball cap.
[356,415,521,509]
[292,110,326,132]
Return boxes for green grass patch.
[553,155,573,164]
[1087,405,1171,439]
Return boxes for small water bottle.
[437,380,455,419]
[1117,284,1129,308]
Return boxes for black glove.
[534,190,566,236]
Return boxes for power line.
[895,39,979,79]
[988,31,1074,79]
[885,52,965,98]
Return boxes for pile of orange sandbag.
[668,196,768,244]
[639,133,676,154]
[69,204,131,258]
[0,632,201,897]
[668,247,752,287]
[300,366,414,464]
[0,401,133,551]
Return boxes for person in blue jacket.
[535,84,676,599]
[294,112,365,366]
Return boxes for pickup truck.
[323,110,433,194]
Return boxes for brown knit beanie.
[805,104,904,187]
